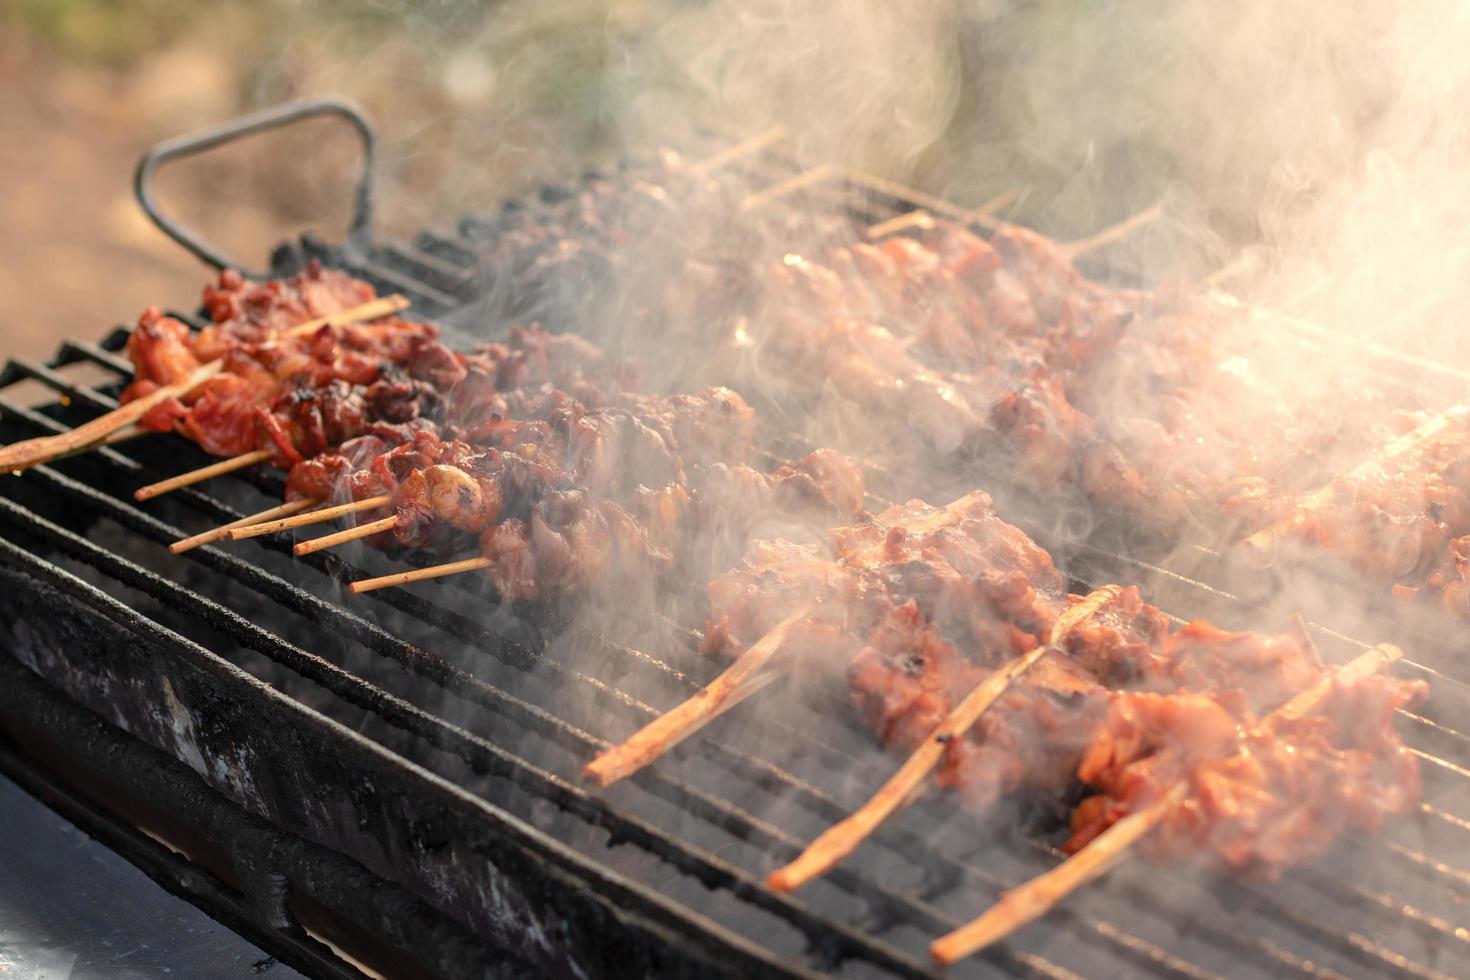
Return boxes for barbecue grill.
[2,96,1468,980]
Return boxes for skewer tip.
[930,924,1000,967]
[764,868,801,893]
[581,758,621,788]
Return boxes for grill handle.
[134,96,376,276]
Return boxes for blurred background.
[2,0,1458,360]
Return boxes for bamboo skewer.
[1060,203,1165,260]
[739,164,837,212]
[134,448,273,500]
[293,515,396,556]
[100,425,147,447]
[350,556,492,594]
[226,494,392,542]
[278,294,409,339]
[866,187,1024,240]
[767,585,1122,893]
[678,126,787,177]
[1242,404,1470,564]
[169,497,319,554]
[0,296,410,476]
[582,605,812,788]
[845,171,996,228]
[40,423,150,466]
[929,642,1403,967]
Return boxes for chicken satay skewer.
[226,494,392,542]
[929,641,1403,967]
[1242,403,1470,563]
[0,296,410,474]
[582,491,990,788]
[170,497,319,554]
[767,585,1121,893]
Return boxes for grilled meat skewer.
[932,642,1422,965]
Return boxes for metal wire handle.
[134,96,376,277]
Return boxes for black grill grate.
[1,132,1468,980]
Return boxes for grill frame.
[1,100,1467,980]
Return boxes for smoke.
[650,0,962,178]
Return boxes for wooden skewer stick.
[42,423,149,465]
[226,494,392,542]
[0,296,410,476]
[866,187,1024,240]
[678,126,787,177]
[134,448,273,501]
[845,171,986,225]
[739,164,837,213]
[100,424,147,446]
[170,497,319,554]
[1060,203,1165,260]
[1242,404,1470,564]
[767,585,1122,893]
[350,556,492,595]
[582,605,812,788]
[280,294,410,339]
[929,642,1403,967]
[293,515,396,556]
[0,360,225,474]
